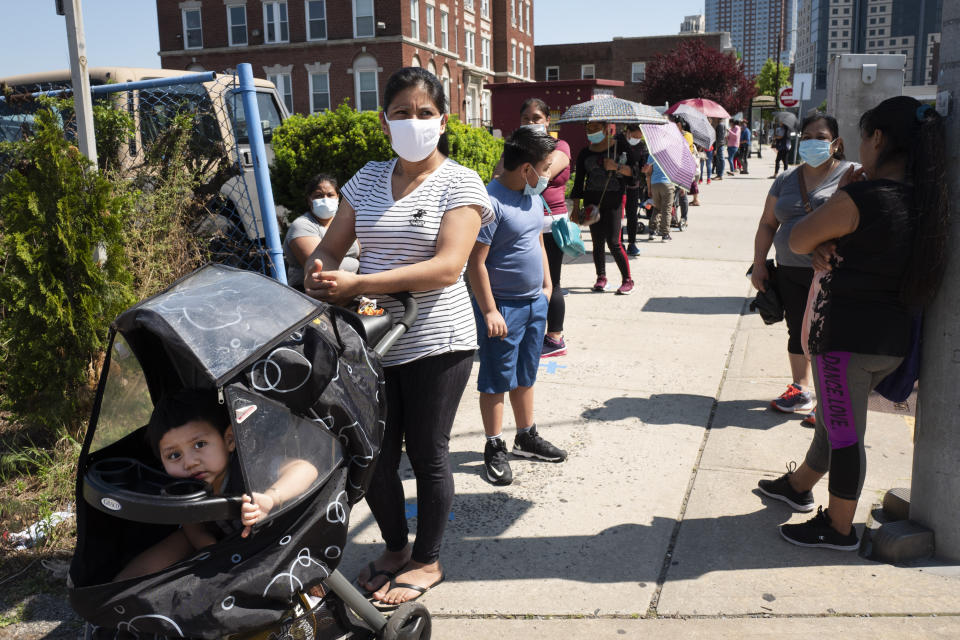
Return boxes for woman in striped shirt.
[304,67,493,609]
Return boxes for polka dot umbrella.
[557,95,668,124]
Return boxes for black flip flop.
[355,561,398,598]
[371,572,445,611]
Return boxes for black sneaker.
[513,426,567,462]
[483,438,513,485]
[780,506,860,551]
[757,462,815,512]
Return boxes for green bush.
[270,102,503,216]
[0,104,136,436]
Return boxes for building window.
[410,0,419,39]
[442,66,451,109]
[440,11,449,49]
[631,61,645,82]
[465,30,475,64]
[481,37,491,70]
[464,0,474,12]
[182,8,202,49]
[526,49,531,79]
[482,91,491,123]
[306,0,327,40]
[481,0,490,19]
[518,45,524,77]
[227,5,247,46]
[268,73,293,112]
[546,66,559,81]
[425,5,434,44]
[263,2,289,43]
[581,64,595,79]
[525,4,530,34]
[511,44,517,73]
[511,0,516,25]
[309,72,330,113]
[354,55,379,111]
[354,0,375,38]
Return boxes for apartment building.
[705,0,798,77]
[156,0,535,125]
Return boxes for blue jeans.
[473,295,548,394]
[727,146,739,173]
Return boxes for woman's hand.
[603,158,619,172]
[240,492,275,538]
[750,261,769,293]
[838,165,868,188]
[304,259,361,305]
[484,310,508,339]
[811,241,838,272]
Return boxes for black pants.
[775,148,790,174]
[777,264,814,355]
[543,233,565,333]
[366,349,473,564]
[589,204,630,281]
[624,186,641,246]
[738,143,749,173]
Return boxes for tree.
[642,40,757,116]
[755,58,793,97]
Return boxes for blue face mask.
[798,139,835,168]
[586,130,606,144]
[523,165,550,196]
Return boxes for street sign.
[778,86,799,108]
[793,73,813,100]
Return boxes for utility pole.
[910,0,960,561]
[59,0,98,167]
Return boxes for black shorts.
[777,264,814,355]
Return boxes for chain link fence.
[0,71,285,277]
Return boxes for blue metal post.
[236,63,286,284]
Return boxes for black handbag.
[747,259,784,325]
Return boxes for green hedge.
[270,102,503,215]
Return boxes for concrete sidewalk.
[341,154,960,638]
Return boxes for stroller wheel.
[382,601,432,640]
[638,222,646,234]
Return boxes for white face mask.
[627,136,642,146]
[311,197,338,220]
[384,115,444,162]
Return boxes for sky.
[0,1,707,79]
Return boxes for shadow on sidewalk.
[582,394,794,430]
[642,296,747,315]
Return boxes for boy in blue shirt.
[468,128,568,486]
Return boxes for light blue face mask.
[523,165,550,196]
[798,139,835,168]
[586,130,606,144]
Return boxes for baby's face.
[157,420,235,492]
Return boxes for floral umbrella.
[664,98,731,120]
[639,121,698,191]
[557,96,668,124]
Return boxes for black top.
[570,137,637,209]
[615,133,649,189]
[807,179,915,356]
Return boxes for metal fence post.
[236,63,286,284]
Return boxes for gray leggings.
[805,351,903,501]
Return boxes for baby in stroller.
[114,389,318,582]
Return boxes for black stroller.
[68,264,430,639]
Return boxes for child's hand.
[240,492,275,538]
[484,310,508,339]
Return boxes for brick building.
[534,32,734,105]
[155,0,535,125]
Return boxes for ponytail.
[903,105,949,307]
[859,97,950,307]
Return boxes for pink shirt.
[726,125,742,148]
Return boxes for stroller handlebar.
[371,293,418,357]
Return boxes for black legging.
[624,186,641,246]
[543,234,565,333]
[775,148,790,174]
[366,349,473,564]
[589,205,631,281]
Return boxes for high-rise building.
[155,0,535,126]
[680,14,706,34]
[794,0,942,104]
[705,0,797,77]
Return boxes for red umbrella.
[665,98,731,119]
